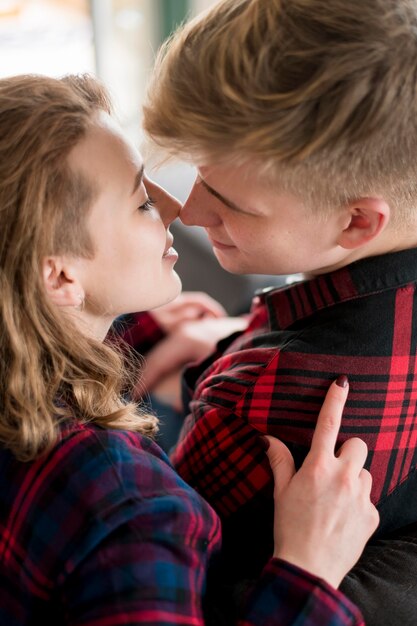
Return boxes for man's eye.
[138,196,156,211]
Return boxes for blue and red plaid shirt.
[122,247,417,582]
[0,422,362,625]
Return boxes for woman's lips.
[162,246,178,261]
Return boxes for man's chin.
[214,254,254,275]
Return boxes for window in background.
[0,0,217,136]
[91,0,217,137]
[156,0,189,42]
[90,0,156,138]
[0,0,94,78]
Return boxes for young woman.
[0,73,377,626]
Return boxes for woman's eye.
[138,196,156,211]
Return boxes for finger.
[167,301,226,324]
[336,437,368,470]
[264,436,296,497]
[359,467,373,494]
[182,292,227,317]
[310,377,349,457]
[170,304,212,323]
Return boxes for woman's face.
[67,111,182,336]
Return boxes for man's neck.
[305,223,417,279]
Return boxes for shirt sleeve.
[171,346,279,518]
[238,559,364,626]
[37,429,363,626]
[111,311,166,356]
[63,493,213,625]
[53,430,220,626]
[64,528,363,626]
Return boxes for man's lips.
[207,236,235,250]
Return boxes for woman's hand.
[265,377,379,589]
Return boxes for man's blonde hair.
[144,0,417,218]
[0,74,157,461]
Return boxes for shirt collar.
[265,247,417,330]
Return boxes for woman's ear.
[337,197,390,250]
[42,256,85,308]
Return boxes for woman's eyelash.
[139,196,156,211]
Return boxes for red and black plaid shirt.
[169,248,417,576]
[122,247,417,581]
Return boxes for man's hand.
[135,315,248,398]
[265,377,379,588]
[150,292,227,334]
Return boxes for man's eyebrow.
[199,177,243,212]
[131,164,145,196]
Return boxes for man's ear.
[42,256,84,308]
[337,197,390,250]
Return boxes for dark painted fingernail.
[336,375,349,388]
[258,436,270,451]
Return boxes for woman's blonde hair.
[144,0,417,220]
[0,74,157,461]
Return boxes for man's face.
[180,163,347,277]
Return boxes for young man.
[127,0,417,622]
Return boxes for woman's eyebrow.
[199,177,243,212]
[131,164,145,196]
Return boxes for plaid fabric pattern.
[0,425,219,625]
[241,560,364,626]
[169,248,417,551]
[0,423,361,626]
[112,312,165,357]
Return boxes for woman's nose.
[145,177,181,227]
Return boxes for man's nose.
[180,183,220,227]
